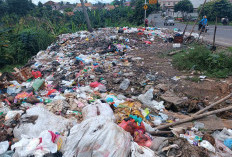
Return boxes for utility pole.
[145,0,147,20]
[80,0,93,32]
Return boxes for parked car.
[164,16,175,26]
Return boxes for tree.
[199,0,232,21]
[6,0,35,16]
[38,1,43,8]
[0,0,8,16]
[174,0,193,19]
[80,0,93,32]
[130,0,160,25]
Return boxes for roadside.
[149,13,232,47]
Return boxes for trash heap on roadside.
[0,27,231,157]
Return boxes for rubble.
[0,27,232,156]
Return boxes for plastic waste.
[131,142,155,157]
[138,88,165,111]
[32,71,42,79]
[120,79,130,90]
[13,106,73,139]
[5,110,23,121]
[200,140,216,153]
[32,78,45,91]
[63,116,132,157]
[213,128,232,142]
[0,141,9,155]
[224,139,232,149]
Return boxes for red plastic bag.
[46,89,57,96]
[119,119,145,136]
[134,130,152,148]
[137,32,144,35]
[90,82,103,88]
[32,71,42,79]
[144,41,152,44]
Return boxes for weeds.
[173,45,232,78]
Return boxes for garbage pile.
[0,27,231,157]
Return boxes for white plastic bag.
[5,110,23,121]
[200,140,216,153]
[13,106,73,139]
[63,116,132,157]
[138,88,164,111]
[82,100,115,121]
[0,141,9,155]
[131,142,156,157]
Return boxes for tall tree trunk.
[80,0,93,32]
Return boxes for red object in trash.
[137,32,144,35]
[90,82,103,88]
[134,130,152,148]
[119,119,145,136]
[46,89,57,96]
[32,71,42,79]
[144,41,152,44]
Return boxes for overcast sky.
[32,0,113,4]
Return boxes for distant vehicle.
[164,16,175,26]
[190,17,198,22]
[221,17,229,25]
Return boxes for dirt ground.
[124,34,232,118]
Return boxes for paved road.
[148,14,232,47]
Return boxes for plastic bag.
[63,116,132,157]
[32,78,45,91]
[0,141,9,155]
[13,106,73,139]
[82,100,115,121]
[119,79,130,90]
[5,110,23,121]
[131,142,155,157]
[138,88,164,111]
[199,140,216,153]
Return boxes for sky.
[32,0,113,4]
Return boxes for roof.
[44,1,56,5]
[66,12,74,16]
[105,5,115,10]
[76,3,92,7]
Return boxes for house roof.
[76,3,92,7]
[66,12,74,16]
[44,1,55,5]
[105,5,115,10]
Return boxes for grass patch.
[185,76,201,82]
[172,45,232,78]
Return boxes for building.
[104,5,116,10]
[159,0,180,9]
[75,3,93,11]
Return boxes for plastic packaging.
[5,110,23,121]
[138,88,164,111]
[32,78,45,91]
[0,141,9,155]
[199,140,216,153]
[63,116,132,157]
[13,106,73,139]
[119,79,130,90]
[224,139,232,149]
[131,142,155,157]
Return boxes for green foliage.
[173,45,232,78]
[174,0,193,13]
[131,0,160,25]
[199,0,232,21]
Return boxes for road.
[148,14,232,47]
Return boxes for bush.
[172,45,232,78]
